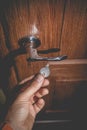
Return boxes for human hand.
[5,74,49,130]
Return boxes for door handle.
[18,36,67,62]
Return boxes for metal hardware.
[38,48,60,54]
[18,36,67,61]
[19,35,41,48]
[39,64,50,78]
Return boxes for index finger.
[18,74,45,100]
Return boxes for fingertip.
[33,98,45,114]
[35,74,44,83]
[42,88,49,95]
[37,98,45,106]
[45,79,50,85]
[42,79,50,87]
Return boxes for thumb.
[18,74,44,100]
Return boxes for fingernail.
[35,74,44,83]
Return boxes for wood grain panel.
[45,59,87,111]
[50,59,87,81]
[0,0,65,82]
[60,0,87,58]
[0,22,17,90]
[0,23,9,58]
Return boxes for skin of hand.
[5,74,49,130]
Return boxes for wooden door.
[0,0,87,129]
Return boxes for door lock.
[18,35,67,61]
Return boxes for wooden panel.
[0,23,17,90]
[50,59,87,81]
[60,0,87,58]
[0,0,65,82]
[0,23,9,58]
[45,59,87,111]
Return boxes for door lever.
[38,48,60,54]
[18,36,67,62]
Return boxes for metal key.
[39,64,50,78]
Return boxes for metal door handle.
[18,36,67,62]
